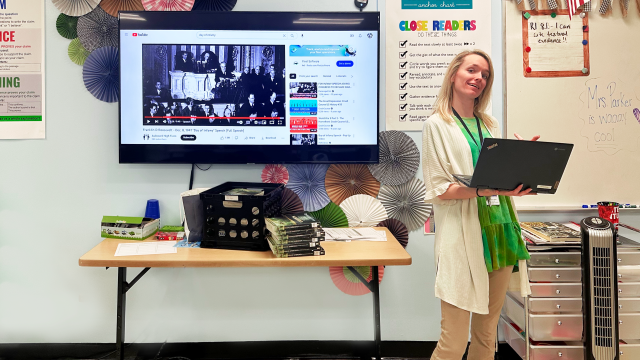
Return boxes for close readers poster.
[0,0,45,139]
[386,0,491,131]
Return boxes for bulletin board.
[522,9,589,77]
[505,1,640,209]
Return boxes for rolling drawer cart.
[500,228,640,359]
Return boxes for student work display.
[506,1,640,207]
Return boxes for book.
[267,227,325,239]
[267,229,324,242]
[268,240,325,257]
[520,222,581,242]
[265,213,320,233]
[267,235,321,250]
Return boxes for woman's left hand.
[514,133,540,141]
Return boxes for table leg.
[371,266,381,360]
[116,267,126,360]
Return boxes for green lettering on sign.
[0,116,42,122]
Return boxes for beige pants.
[431,265,514,360]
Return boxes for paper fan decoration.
[330,266,384,296]
[83,46,120,103]
[262,164,289,184]
[378,178,432,232]
[310,202,348,228]
[100,0,145,17]
[286,164,330,212]
[192,0,237,11]
[142,0,195,11]
[53,0,101,17]
[280,188,304,215]
[68,38,91,66]
[77,7,119,52]
[377,218,409,248]
[325,164,380,206]
[56,14,78,39]
[340,194,388,228]
[368,130,420,186]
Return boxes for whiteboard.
[505,2,640,208]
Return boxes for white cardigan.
[422,113,530,315]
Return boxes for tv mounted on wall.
[119,11,380,164]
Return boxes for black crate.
[200,182,284,251]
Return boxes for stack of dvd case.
[265,213,326,258]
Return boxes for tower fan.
[581,216,619,360]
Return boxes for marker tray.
[200,182,284,251]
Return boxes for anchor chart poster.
[0,0,45,139]
[386,0,491,131]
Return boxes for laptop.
[452,138,573,194]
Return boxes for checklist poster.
[0,0,45,139]
[385,0,491,131]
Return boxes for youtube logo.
[132,33,137,37]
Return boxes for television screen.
[119,11,380,164]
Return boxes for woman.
[422,50,537,360]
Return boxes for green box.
[101,216,160,240]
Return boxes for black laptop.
[452,138,573,194]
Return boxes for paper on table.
[324,228,387,242]
[115,241,178,256]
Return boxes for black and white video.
[142,44,286,126]
[289,82,317,99]
[290,134,317,145]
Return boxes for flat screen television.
[119,11,380,164]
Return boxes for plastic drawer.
[620,340,640,359]
[502,293,525,330]
[529,283,582,298]
[499,316,525,359]
[528,297,582,313]
[618,298,640,312]
[529,313,583,341]
[618,250,640,266]
[619,282,640,297]
[528,267,582,282]
[619,313,640,339]
[530,343,584,360]
[618,266,640,282]
[528,252,581,267]
[500,316,585,360]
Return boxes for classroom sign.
[386,0,491,131]
[0,0,45,139]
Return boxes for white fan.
[53,0,101,17]
[378,178,432,232]
[340,194,388,228]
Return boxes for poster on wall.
[385,0,491,131]
[0,0,45,139]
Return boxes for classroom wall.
[2,0,638,346]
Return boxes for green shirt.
[455,116,530,272]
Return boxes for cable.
[195,164,212,171]
[93,343,133,360]
[153,341,167,360]
[188,163,195,190]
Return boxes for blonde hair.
[432,49,496,129]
